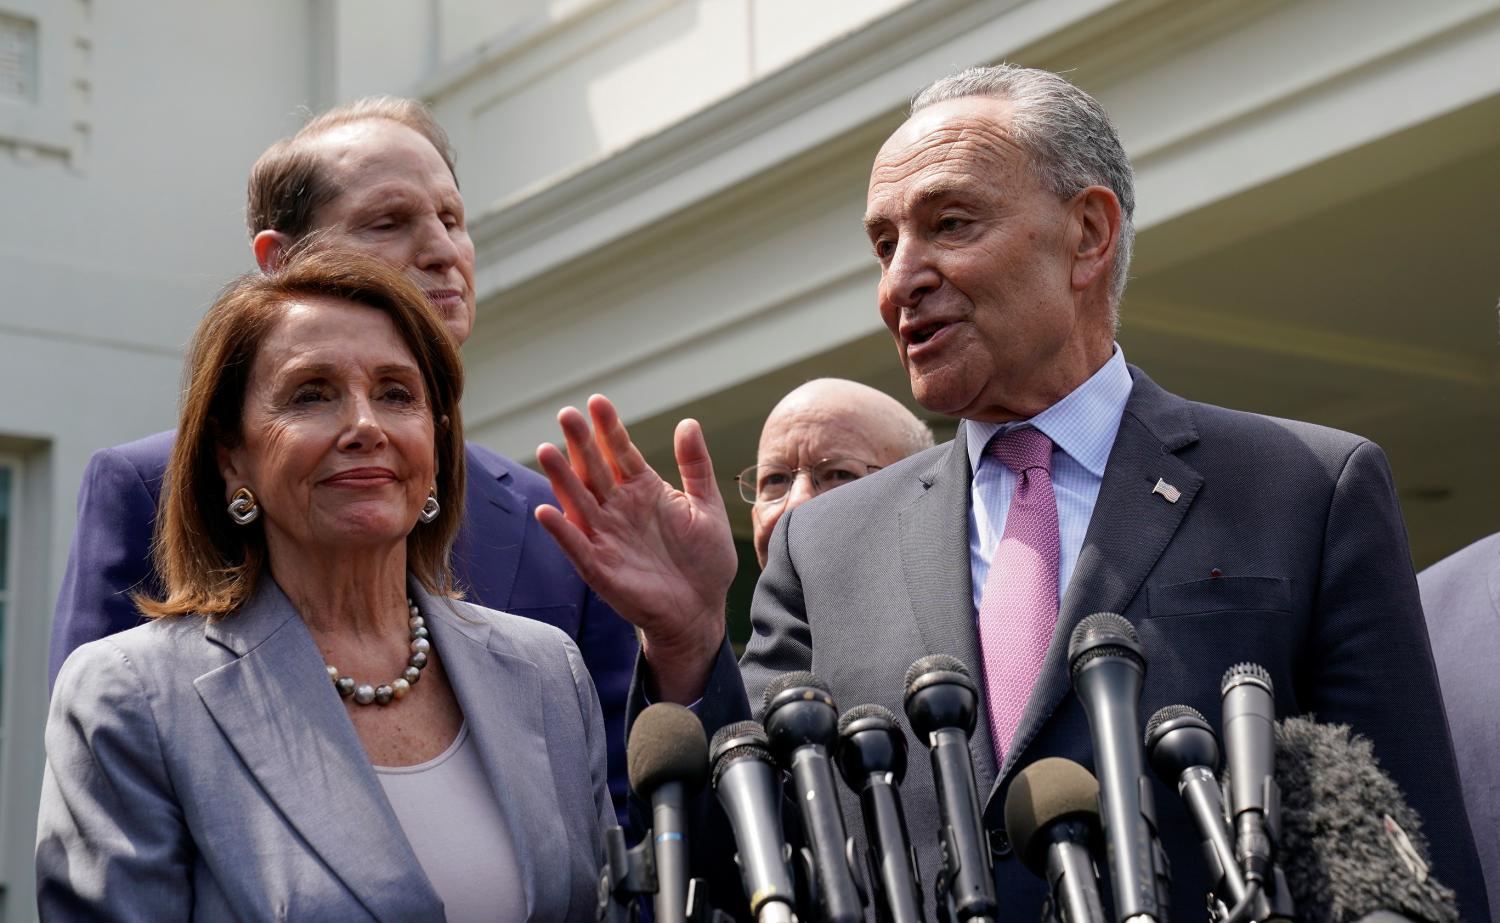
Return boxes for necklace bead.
[327,598,430,707]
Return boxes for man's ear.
[1069,185,1122,294]
[252,230,293,272]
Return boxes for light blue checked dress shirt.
[967,346,1134,612]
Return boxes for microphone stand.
[596,827,735,923]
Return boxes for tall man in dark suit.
[536,64,1488,918]
[1419,533,1500,908]
[49,96,638,816]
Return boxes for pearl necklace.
[325,599,430,706]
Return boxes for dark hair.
[245,96,457,242]
[141,248,466,617]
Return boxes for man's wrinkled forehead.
[865,97,1022,215]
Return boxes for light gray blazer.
[1418,531,1500,911]
[37,576,613,922]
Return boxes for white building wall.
[0,2,320,916]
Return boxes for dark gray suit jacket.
[38,578,612,922]
[680,367,1487,921]
[1418,531,1500,911]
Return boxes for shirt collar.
[965,345,1133,478]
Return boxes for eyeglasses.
[735,458,882,505]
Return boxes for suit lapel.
[454,445,526,609]
[418,584,570,922]
[194,580,440,922]
[898,423,999,787]
[987,369,1203,809]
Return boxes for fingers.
[673,418,724,504]
[534,504,603,584]
[536,441,602,528]
[556,406,617,501]
[588,394,650,481]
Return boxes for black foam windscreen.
[710,720,773,790]
[837,702,900,736]
[628,702,709,797]
[903,653,970,692]
[1274,716,1458,923]
[1003,757,1101,877]
[762,670,829,712]
[1144,703,1206,744]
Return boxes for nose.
[883,237,941,308]
[783,470,819,513]
[339,395,388,453]
[413,215,460,276]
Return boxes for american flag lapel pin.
[1152,478,1181,503]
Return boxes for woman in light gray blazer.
[38,251,613,922]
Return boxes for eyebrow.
[862,181,979,233]
[280,361,421,379]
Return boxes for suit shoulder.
[53,616,210,699]
[464,441,556,502]
[1179,401,1380,481]
[1419,531,1500,589]
[93,430,176,475]
[444,597,578,656]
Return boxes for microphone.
[628,703,709,923]
[1144,704,1252,917]
[1274,716,1458,923]
[1004,757,1107,923]
[762,672,864,923]
[708,720,797,923]
[1219,663,1280,892]
[835,704,923,923]
[1067,612,1168,923]
[902,654,997,923]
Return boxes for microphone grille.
[710,720,769,759]
[627,703,709,797]
[1144,703,1207,745]
[1067,612,1143,677]
[904,654,970,692]
[837,703,900,737]
[1221,661,1273,696]
[761,670,830,712]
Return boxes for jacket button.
[988,829,1012,860]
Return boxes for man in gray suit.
[1419,532,1500,908]
[537,64,1489,919]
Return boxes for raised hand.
[536,394,739,703]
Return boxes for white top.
[374,722,527,923]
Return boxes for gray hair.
[911,64,1136,311]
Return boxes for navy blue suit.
[49,429,638,818]
[1418,531,1500,910]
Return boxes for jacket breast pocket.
[1146,575,1291,619]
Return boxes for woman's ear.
[217,441,245,498]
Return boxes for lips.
[323,467,398,487]
[900,317,959,361]
[424,289,464,310]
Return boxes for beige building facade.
[2,0,1499,917]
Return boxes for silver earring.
[228,487,260,525]
[419,488,440,524]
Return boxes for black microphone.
[1004,757,1107,923]
[1219,663,1279,889]
[1274,716,1458,923]
[763,671,864,923]
[902,654,996,923]
[1067,612,1168,923]
[628,703,709,923]
[708,720,797,923]
[835,703,923,923]
[1145,704,1252,917]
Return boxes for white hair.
[911,64,1136,314]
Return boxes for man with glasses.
[736,378,933,568]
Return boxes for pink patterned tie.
[977,427,1060,765]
